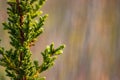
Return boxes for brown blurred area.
[1,0,120,80]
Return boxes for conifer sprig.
[0,0,65,80]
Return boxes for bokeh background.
[0,0,120,80]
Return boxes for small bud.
[55,50,63,55]
[45,14,49,17]
[39,11,43,15]
[60,44,66,49]
[46,45,50,50]
[40,28,44,32]
[43,14,48,20]
[46,45,50,53]
[50,42,54,51]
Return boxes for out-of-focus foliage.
[1,0,120,80]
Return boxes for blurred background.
[0,0,120,80]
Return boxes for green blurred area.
[1,0,120,80]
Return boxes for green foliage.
[0,0,65,80]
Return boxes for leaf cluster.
[0,0,65,80]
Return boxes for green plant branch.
[0,0,65,80]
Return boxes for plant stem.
[16,0,26,80]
